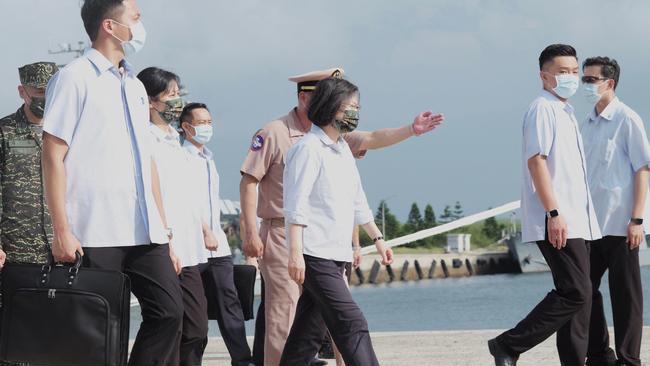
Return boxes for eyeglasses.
[581,76,608,84]
[340,103,361,110]
[192,119,212,125]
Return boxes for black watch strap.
[631,217,644,225]
[547,209,559,218]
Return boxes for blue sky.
[2,0,649,220]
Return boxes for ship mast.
[48,41,86,66]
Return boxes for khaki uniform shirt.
[240,107,366,219]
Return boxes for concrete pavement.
[200,328,649,365]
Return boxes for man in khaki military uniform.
[239,68,444,366]
[0,62,58,267]
[0,62,58,366]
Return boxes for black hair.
[307,78,359,128]
[538,44,577,70]
[583,56,621,90]
[137,67,181,99]
[180,102,210,124]
[81,0,125,41]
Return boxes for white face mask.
[583,82,605,105]
[552,74,579,99]
[110,19,147,56]
[187,124,213,145]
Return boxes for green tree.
[403,203,424,247]
[375,200,401,240]
[439,205,453,223]
[359,229,372,246]
[482,216,504,241]
[452,201,464,220]
[420,203,441,247]
[423,204,437,228]
[406,203,423,230]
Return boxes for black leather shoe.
[309,357,328,366]
[586,348,618,366]
[488,338,518,366]
[319,339,335,359]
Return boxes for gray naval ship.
[507,232,650,273]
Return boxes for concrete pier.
[351,251,517,285]
[200,327,650,365]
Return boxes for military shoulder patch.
[250,130,265,151]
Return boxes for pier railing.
[360,200,521,255]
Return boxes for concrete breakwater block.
[400,260,409,281]
[351,252,516,285]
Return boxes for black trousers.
[320,262,353,353]
[279,255,378,366]
[179,265,209,366]
[200,256,253,366]
[496,238,592,366]
[587,236,643,366]
[83,244,184,366]
[252,277,265,366]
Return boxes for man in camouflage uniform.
[0,62,58,267]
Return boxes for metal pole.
[382,202,386,238]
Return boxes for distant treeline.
[223,201,515,251]
[361,201,513,248]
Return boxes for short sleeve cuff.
[354,208,374,226]
[524,145,550,161]
[633,160,650,173]
[43,125,72,146]
[285,210,309,226]
[239,167,263,182]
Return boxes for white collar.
[312,125,344,152]
[588,97,620,123]
[182,139,212,159]
[149,122,180,141]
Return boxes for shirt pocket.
[599,138,630,189]
[603,138,616,163]
[7,139,38,155]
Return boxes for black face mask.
[26,92,46,119]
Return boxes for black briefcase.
[0,254,130,366]
[202,261,257,321]
[232,264,257,320]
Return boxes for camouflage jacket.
[0,106,52,264]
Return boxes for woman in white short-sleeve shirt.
[137,67,218,366]
[281,77,393,366]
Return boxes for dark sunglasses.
[581,76,608,84]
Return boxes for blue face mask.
[552,74,579,99]
[583,82,604,105]
[191,124,213,145]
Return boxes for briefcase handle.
[41,251,83,287]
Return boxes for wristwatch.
[165,227,174,240]
[546,209,559,218]
[630,218,644,225]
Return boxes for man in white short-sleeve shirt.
[41,1,183,364]
[180,103,254,365]
[488,44,602,366]
[580,57,648,366]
